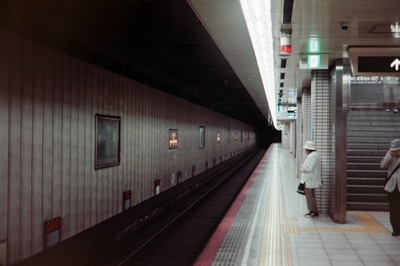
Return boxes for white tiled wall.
[311,70,333,214]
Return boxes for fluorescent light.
[240,0,277,129]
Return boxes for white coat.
[300,151,322,188]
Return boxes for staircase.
[346,109,400,211]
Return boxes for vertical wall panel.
[113,73,121,214]
[83,62,93,229]
[148,88,156,194]
[145,85,152,196]
[52,50,63,231]
[2,31,257,263]
[130,81,137,202]
[96,68,105,222]
[90,66,98,226]
[152,90,158,189]
[108,73,122,216]
[21,40,34,258]
[76,60,85,232]
[138,84,145,200]
[131,81,137,197]
[32,42,45,255]
[108,72,116,216]
[132,84,139,202]
[0,31,10,266]
[42,47,54,234]
[132,82,140,204]
[69,57,79,235]
[164,94,172,188]
[159,90,167,192]
[8,34,23,264]
[104,71,111,218]
[61,54,71,238]
[114,74,122,213]
[109,72,116,214]
[146,86,154,197]
[122,78,130,201]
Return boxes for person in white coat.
[300,141,322,218]
[380,138,400,236]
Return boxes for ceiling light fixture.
[239,0,277,129]
[280,33,292,55]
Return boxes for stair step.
[347,150,386,156]
[347,202,389,212]
[347,178,385,186]
[346,170,386,178]
[348,132,400,138]
[347,139,391,145]
[346,109,394,211]
[347,185,385,193]
[347,193,387,202]
[347,157,384,164]
[347,164,382,171]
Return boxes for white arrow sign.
[390,58,400,71]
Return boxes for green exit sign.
[300,54,328,69]
[308,55,321,68]
[308,38,320,53]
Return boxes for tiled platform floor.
[195,144,400,266]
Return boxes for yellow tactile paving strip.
[341,211,388,233]
[282,211,389,234]
[282,224,301,234]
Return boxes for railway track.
[90,150,266,266]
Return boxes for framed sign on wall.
[169,129,178,149]
[199,126,205,149]
[95,114,121,170]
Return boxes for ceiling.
[1,0,400,129]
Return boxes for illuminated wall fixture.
[239,0,277,128]
[391,22,400,38]
[308,37,320,53]
[306,36,324,68]
[308,54,321,68]
[280,33,292,55]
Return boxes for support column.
[329,59,350,223]
[296,61,349,223]
[311,70,332,216]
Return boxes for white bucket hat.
[390,139,400,151]
[303,141,316,151]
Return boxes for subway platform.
[194,144,400,266]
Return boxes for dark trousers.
[388,188,400,233]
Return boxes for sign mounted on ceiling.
[348,47,400,76]
[358,57,400,72]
